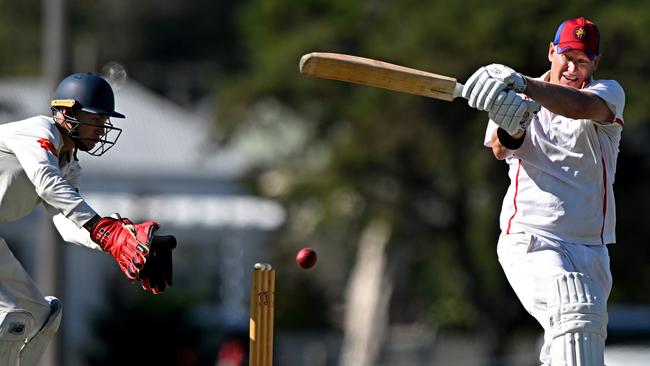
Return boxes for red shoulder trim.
[506,159,522,234]
[37,138,59,158]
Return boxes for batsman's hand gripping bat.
[299,52,465,101]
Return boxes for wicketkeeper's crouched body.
[0,73,176,365]
[462,18,624,366]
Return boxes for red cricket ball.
[296,247,318,269]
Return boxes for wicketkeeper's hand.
[138,235,177,294]
[462,64,527,111]
[489,90,540,134]
[89,215,159,281]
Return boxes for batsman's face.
[548,43,600,89]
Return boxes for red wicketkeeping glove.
[118,217,177,294]
[90,216,159,280]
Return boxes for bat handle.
[453,82,465,99]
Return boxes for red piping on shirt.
[594,124,608,244]
[600,155,607,245]
[506,159,522,234]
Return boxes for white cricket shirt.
[484,73,625,245]
[0,115,100,249]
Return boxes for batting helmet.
[51,73,125,156]
[51,73,125,118]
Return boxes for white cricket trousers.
[0,238,52,339]
[496,232,612,365]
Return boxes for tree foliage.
[0,1,41,75]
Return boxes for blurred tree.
[68,0,246,105]
[0,1,41,75]
[0,0,247,105]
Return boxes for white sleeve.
[47,206,102,251]
[5,125,97,227]
[53,214,100,250]
[586,79,625,123]
[484,120,499,147]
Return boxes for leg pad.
[19,296,62,366]
[548,273,606,366]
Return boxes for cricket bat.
[299,52,465,101]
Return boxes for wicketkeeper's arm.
[42,203,102,251]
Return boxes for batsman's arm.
[522,76,614,122]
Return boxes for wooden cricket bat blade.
[299,52,464,101]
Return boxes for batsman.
[0,73,177,365]
[463,17,624,365]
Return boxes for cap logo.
[573,26,587,40]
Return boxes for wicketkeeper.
[462,17,625,365]
[0,73,177,365]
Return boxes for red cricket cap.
[553,17,600,60]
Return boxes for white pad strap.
[0,310,34,366]
[548,273,607,366]
[19,296,62,366]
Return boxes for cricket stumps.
[249,263,275,366]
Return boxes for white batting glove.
[462,64,527,111]
[488,90,540,134]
